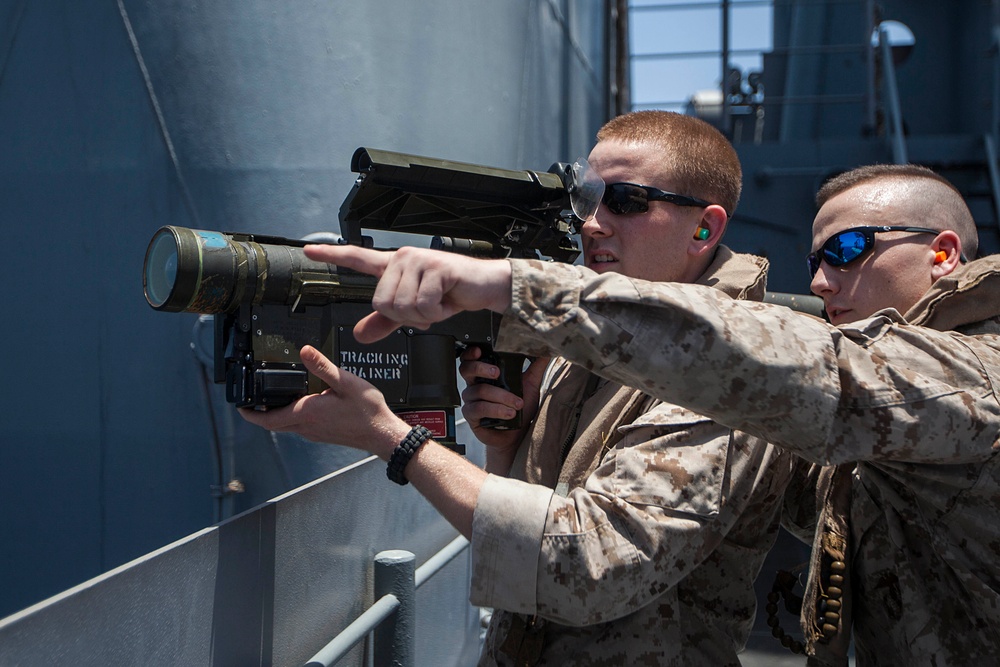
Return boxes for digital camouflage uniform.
[495,255,1000,666]
[472,247,799,666]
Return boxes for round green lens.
[144,231,179,308]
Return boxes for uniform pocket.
[611,405,731,517]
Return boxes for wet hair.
[817,164,979,258]
[596,110,742,216]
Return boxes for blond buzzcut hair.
[817,164,979,258]
[596,110,742,216]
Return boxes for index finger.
[353,311,410,344]
[304,244,393,278]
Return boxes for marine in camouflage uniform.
[244,110,795,665]
[491,251,1000,666]
[474,247,798,666]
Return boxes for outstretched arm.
[497,260,1000,466]
[304,244,513,342]
[302,244,1000,465]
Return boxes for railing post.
[373,550,415,667]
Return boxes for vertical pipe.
[604,0,613,119]
[561,0,572,158]
[879,25,908,163]
[865,0,876,133]
[989,0,1000,234]
[373,550,416,667]
[616,0,631,115]
[983,134,1000,236]
[721,0,731,135]
[993,0,1000,142]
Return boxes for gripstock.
[142,147,582,451]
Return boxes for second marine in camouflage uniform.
[474,248,797,666]
[494,255,1000,665]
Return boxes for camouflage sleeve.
[471,410,780,625]
[498,260,1000,465]
[470,475,553,612]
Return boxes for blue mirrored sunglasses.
[806,225,940,278]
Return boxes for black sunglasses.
[806,225,940,278]
[602,182,712,216]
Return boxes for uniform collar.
[695,244,769,302]
[905,254,1000,330]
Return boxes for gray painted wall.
[0,0,611,618]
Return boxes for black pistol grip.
[476,350,524,431]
